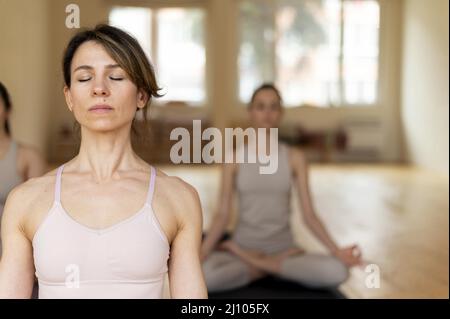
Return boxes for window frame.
[234,0,382,109]
[107,0,210,109]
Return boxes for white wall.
[401,0,449,174]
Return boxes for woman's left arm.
[290,147,362,267]
[167,180,208,299]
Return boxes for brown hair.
[249,83,283,108]
[0,81,12,136]
[62,24,162,145]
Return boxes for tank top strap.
[54,164,65,204]
[145,166,156,206]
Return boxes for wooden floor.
[159,163,449,299]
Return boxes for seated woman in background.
[0,82,48,255]
[201,83,363,293]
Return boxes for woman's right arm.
[200,162,237,261]
[0,187,36,298]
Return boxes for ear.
[137,89,149,109]
[64,86,74,112]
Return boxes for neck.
[71,124,141,182]
[248,126,278,155]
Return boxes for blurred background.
[0,0,448,298]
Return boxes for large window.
[109,6,206,104]
[238,0,380,107]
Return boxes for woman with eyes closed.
[0,24,207,299]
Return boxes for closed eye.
[110,77,124,81]
[78,78,91,82]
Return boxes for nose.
[92,78,110,97]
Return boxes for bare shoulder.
[4,170,55,208]
[154,169,202,229]
[155,169,201,210]
[221,147,241,175]
[287,145,308,170]
[288,146,306,162]
[2,168,58,237]
[223,161,238,176]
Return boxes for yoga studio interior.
[0,0,448,299]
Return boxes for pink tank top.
[32,164,170,299]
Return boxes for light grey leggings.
[202,250,349,293]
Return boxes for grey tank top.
[232,142,295,254]
[0,141,22,209]
[0,140,22,256]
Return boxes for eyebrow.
[73,64,121,73]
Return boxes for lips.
[89,104,113,111]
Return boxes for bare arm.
[290,147,362,267]
[0,187,36,298]
[168,180,207,299]
[290,147,341,252]
[200,163,236,261]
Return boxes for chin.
[84,123,120,132]
[263,123,277,129]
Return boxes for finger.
[352,246,362,258]
[350,244,359,251]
